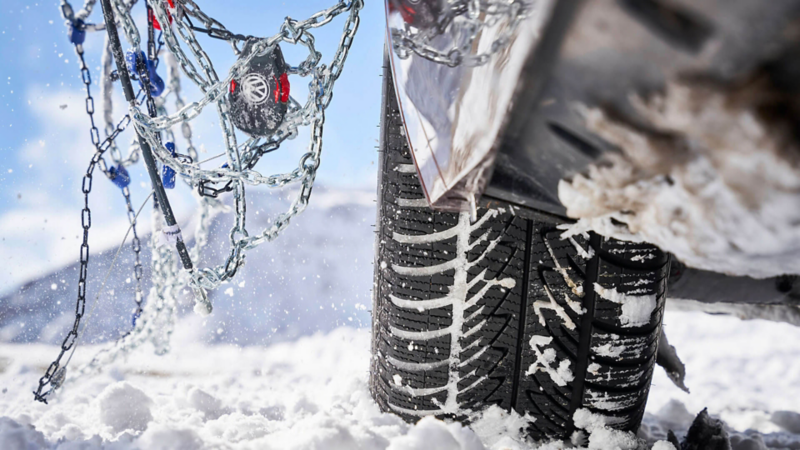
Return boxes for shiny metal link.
[113,0,141,46]
[74,57,222,379]
[74,206,185,378]
[75,0,99,20]
[390,0,525,67]
[39,0,362,398]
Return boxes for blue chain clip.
[108,164,131,189]
[125,50,165,97]
[68,19,86,45]
[162,142,177,189]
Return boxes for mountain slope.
[0,188,377,346]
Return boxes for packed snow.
[559,82,800,278]
[592,284,657,328]
[0,310,799,449]
[525,336,574,387]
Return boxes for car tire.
[369,61,671,441]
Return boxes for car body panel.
[385,0,554,211]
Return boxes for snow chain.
[388,0,528,67]
[34,0,362,403]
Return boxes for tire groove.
[529,373,571,413]
[590,318,660,336]
[510,219,533,411]
[566,232,601,436]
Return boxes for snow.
[0,418,49,450]
[593,283,657,328]
[770,412,800,435]
[387,417,484,450]
[646,312,800,427]
[593,343,625,359]
[650,443,676,450]
[559,83,800,277]
[1,188,799,449]
[98,382,154,433]
[526,336,574,387]
[573,409,643,450]
[573,409,614,434]
[0,187,375,347]
[585,427,641,450]
[0,310,796,449]
[468,406,536,449]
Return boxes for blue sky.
[0,0,386,293]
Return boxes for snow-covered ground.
[1,310,799,449]
[2,188,799,449]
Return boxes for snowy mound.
[1,311,799,449]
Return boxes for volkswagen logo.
[241,73,271,105]
[229,42,288,137]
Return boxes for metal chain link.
[389,0,526,67]
[113,0,142,47]
[36,0,362,402]
[100,35,147,322]
[142,0,363,290]
[32,111,132,403]
[76,44,105,172]
[180,2,251,54]
[73,54,223,380]
[122,186,145,320]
